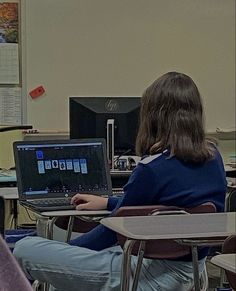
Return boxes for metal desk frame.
[101,212,236,291]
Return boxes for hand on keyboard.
[71,194,108,211]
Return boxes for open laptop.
[13,139,112,212]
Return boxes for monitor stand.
[107,119,115,171]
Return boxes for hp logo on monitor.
[105,99,119,112]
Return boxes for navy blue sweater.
[70,148,227,260]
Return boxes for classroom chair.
[221,235,236,289]
[114,202,218,291]
[42,203,218,291]
[225,188,236,212]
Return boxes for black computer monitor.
[69,97,140,164]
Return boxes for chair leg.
[32,281,50,291]
[131,241,146,291]
[200,264,208,291]
[191,245,201,291]
[65,216,75,242]
[32,280,41,291]
[190,263,208,291]
[121,239,136,291]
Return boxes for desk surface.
[0,188,111,216]
[0,170,16,183]
[225,165,236,172]
[0,187,18,199]
[101,212,236,240]
[39,209,111,217]
[211,254,236,273]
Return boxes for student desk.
[0,187,18,200]
[0,187,18,228]
[225,165,236,178]
[0,169,17,184]
[0,170,18,228]
[35,209,111,241]
[211,254,236,274]
[0,187,37,229]
[0,184,112,236]
[101,212,236,291]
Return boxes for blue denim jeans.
[13,236,206,291]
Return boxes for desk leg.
[121,239,136,291]
[10,199,18,229]
[66,216,75,243]
[191,245,201,291]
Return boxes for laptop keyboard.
[26,191,124,211]
[30,197,72,207]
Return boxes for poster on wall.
[0,1,20,84]
[0,87,21,124]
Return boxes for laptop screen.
[13,139,112,199]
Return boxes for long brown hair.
[135,71,214,163]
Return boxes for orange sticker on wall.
[29,86,45,99]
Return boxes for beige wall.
[21,0,235,132]
[0,130,23,169]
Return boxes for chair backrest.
[222,235,236,290]
[0,235,33,291]
[0,196,4,237]
[114,202,217,259]
[225,189,236,212]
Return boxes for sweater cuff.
[107,196,120,211]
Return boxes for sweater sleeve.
[115,163,158,208]
[107,196,121,211]
[68,196,121,250]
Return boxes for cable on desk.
[0,125,32,132]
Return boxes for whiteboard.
[22,0,235,132]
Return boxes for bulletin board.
[0,0,22,125]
